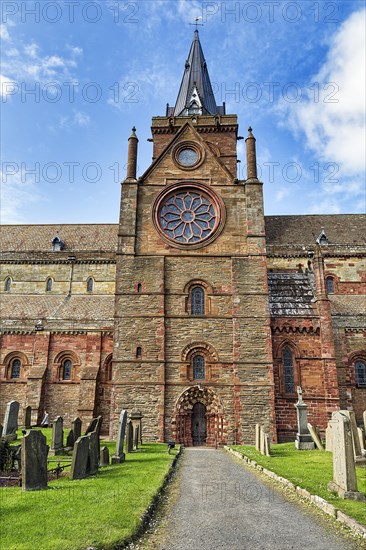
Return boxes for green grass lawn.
[232,443,366,525]
[1,439,178,550]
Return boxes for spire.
[171,30,224,117]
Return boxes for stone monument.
[3,400,20,440]
[294,387,314,450]
[112,409,127,464]
[21,430,48,491]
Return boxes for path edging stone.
[224,445,366,539]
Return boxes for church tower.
[112,31,276,445]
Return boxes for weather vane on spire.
[189,16,204,30]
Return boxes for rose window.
[153,183,225,248]
[158,190,218,244]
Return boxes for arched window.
[10,358,21,379]
[193,355,205,380]
[326,277,334,294]
[355,360,366,387]
[62,359,72,380]
[137,283,142,293]
[4,277,11,292]
[46,278,52,292]
[136,346,142,359]
[87,277,94,292]
[283,347,295,393]
[191,287,205,315]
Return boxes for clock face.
[177,148,198,167]
[154,183,225,248]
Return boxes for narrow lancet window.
[283,347,295,393]
[4,277,11,292]
[63,359,72,380]
[10,358,21,378]
[191,287,205,315]
[355,361,366,387]
[46,278,52,292]
[87,277,94,292]
[193,355,205,380]
[326,277,334,294]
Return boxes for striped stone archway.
[172,385,226,447]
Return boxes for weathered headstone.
[70,435,89,480]
[295,387,314,450]
[21,430,48,491]
[264,433,271,456]
[95,415,103,437]
[126,420,133,453]
[339,410,362,458]
[307,423,324,451]
[130,410,143,448]
[325,420,336,452]
[24,406,32,429]
[40,411,49,427]
[112,409,127,464]
[50,416,64,455]
[327,411,365,501]
[100,446,110,466]
[3,400,20,439]
[66,430,74,449]
[85,417,98,435]
[259,426,265,455]
[357,427,365,452]
[255,423,260,451]
[72,417,82,441]
[363,411,366,433]
[88,431,99,475]
[0,424,3,437]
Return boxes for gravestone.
[259,427,265,455]
[21,430,48,491]
[85,417,98,435]
[327,411,365,501]
[357,427,365,452]
[255,424,260,451]
[264,433,271,456]
[0,424,2,437]
[70,435,89,480]
[95,415,103,437]
[112,409,127,464]
[40,411,49,427]
[295,387,314,450]
[339,410,362,458]
[126,420,133,453]
[88,431,99,475]
[307,423,324,451]
[66,430,74,449]
[130,410,142,449]
[100,446,110,466]
[3,400,20,439]
[72,417,82,441]
[363,410,366,433]
[24,406,32,429]
[50,416,64,455]
[325,420,336,452]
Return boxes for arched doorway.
[192,402,206,446]
[172,386,226,447]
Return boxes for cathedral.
[1,31,365,445]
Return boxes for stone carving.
[327,411,365,501]
[21,430,48,491]
[112,410,127,464]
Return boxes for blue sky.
[1,0,365,223]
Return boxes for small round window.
[178,148,198,167]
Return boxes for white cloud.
[0,75,17,98]
[282,8,366,176]
[0,169,40,224]
[57,111,91,130]
[0,23,10,41]
[73,111,91,127]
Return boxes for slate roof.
[265,215,366,246]
[1,215,364,254]
[268,273,315,317]
[0,294,115,328]
[329,295,366,316]
[0,224,118,253]
[170,30,225,116]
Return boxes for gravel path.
[164,448,359,550]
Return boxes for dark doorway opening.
[191,402,207,446]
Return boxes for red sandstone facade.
[1,33,365,443]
